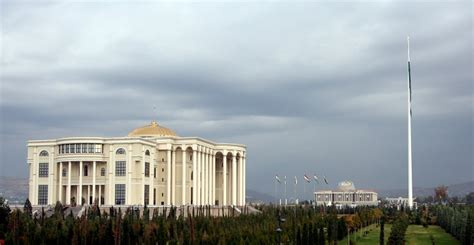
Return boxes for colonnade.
[167,145,246,206]
[48,147,246,206]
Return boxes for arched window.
[116,148,126,155]
[84,165,88,176]
[145,150,150,156]
[39,150,49,157]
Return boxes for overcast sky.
[1,0,472,199]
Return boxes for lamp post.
[276,209,285,245]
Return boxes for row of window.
[61,166,106,177]
[38,184,161,205]
[38,162,159,178]
[59,144,103,154]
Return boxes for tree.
[318,226,325,245]
[24,198,33,217]
[465,192,474,205]
[464,212,472,245]
[434,185,448,203]
[379,216,385,245]
[0,197,11,240]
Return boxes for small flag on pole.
[323,176,329,185]
[284,176,287,184]
[313,175,319,184]
[304,174,311,183]
[275,175,281,183]
[294,176,298,185]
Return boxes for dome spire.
[128,121,177,137]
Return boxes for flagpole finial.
[407,36,411,62]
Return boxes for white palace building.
[27,121,246,207]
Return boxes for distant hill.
[0,176,28,204]
[377,181,474,198]
[246,189,276,204]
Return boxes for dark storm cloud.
[1,1,472,198]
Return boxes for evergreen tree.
[380,216,385,245]
[319,226,325,245]
[463,212,472,245]
[297,226,302,245]
[23,198,32,217]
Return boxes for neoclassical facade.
[27,121,246,206]
[314,181,378,207]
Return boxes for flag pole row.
[274,174,329,205]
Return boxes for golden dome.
[128,121,177,137]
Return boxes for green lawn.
[338,224,459,245]
[339,224,392,245]
[405,225,460,245]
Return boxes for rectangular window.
[82,144,87,153]
[115,161,126,176]
[65,144,69,153]
[144,185,149,205]
[39,163,48,177]
[153,188,156,205]
[71,144,76,153]
[76,144,81,154]
[88,144,94,153]
[115,184,126,205]
[101,168,106,176]
[154,168,156,178]
[95,144,102,153]
[38,185,48,205]
[145,162,150,177]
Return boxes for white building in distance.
[27,121,246,207]
[314,181,378,207]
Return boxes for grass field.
[339,224,392,245]
[405,225,460,245]
[338,224,460,245]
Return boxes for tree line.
[0,197,384,244]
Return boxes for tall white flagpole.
[284,176,287,205]
[407,36,414,209]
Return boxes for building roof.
[128,121,177,137]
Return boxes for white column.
[48,152,54,205]
[67,161,71,205]
[142,148,146,205]
[197,147,201,205]
[59,162,63,203]
[92,161,96,204]
[243,156,246,206]
[79,161,83,205]
[207,150,211,204]
[223,152,227,205]
[128,146,133,205]
[182,146,186,205]
[166,149,171,205]
[149,161,153,206]
[98,185,102,205]
[232,154,237,206]
[203,148,208,205]
[108,147,115,205]
[192,148,197,205]
[171,149,176,205]
[239,156,243,205]
[212,152,216,205]
[87,185,90,205]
